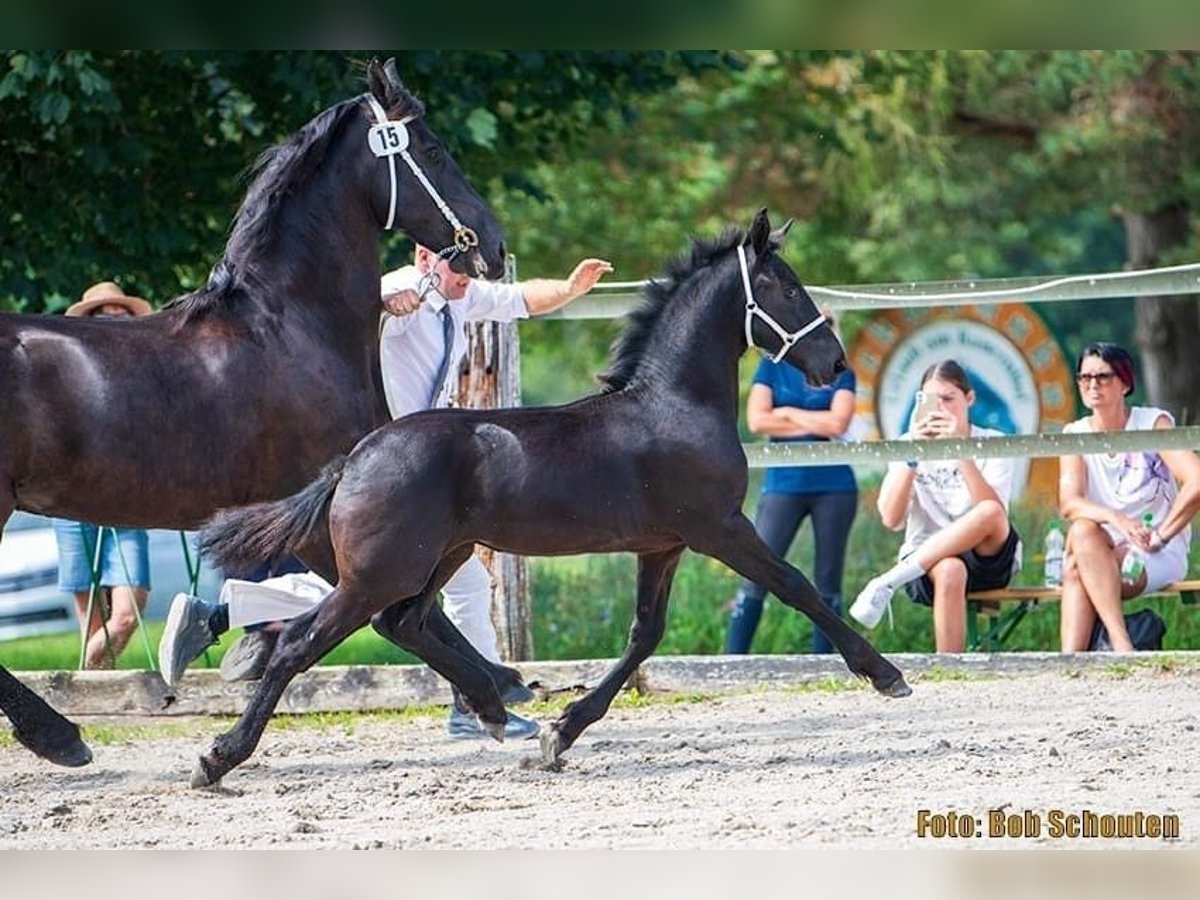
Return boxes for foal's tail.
[200,457,347,574]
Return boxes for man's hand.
[382,288,422,317]
[565,258,614,301]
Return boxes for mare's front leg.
[540,546,684,767]
[0,667,92,767]
[191,587,367,788]
[692,514,911,697]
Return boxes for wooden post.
[453,256,533,662]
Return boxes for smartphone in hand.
[914,389,938,423]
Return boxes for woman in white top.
[851,359,1020,652]
[1059,342,1200,652]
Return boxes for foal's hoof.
[536,728,566,771]
[481,719,507,743]
[877,674,912,698]
[190,757,221,789]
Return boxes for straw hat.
[65,282,153,318]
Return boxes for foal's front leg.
[694,514,911,697]
[191,589,366,787]
[540,546,684,767]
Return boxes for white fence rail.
[538,262,1200,464]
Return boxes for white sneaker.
[850,577,895,629]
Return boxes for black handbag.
[1089,608,1167,651]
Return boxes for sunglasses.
[1076,372,1117,386]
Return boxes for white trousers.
[220,554,500,663]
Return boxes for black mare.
[0,58,513,768]
[194,209,912,787]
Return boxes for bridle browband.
[365,94,480,268]
[736,243,826,363]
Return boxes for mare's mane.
[168,88,425,320]
[598,226,746,392]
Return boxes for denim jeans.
[726,489,857,654]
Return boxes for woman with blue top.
[726,310,858,654]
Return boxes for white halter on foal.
[365,94,478,258]
[736,243,826,363]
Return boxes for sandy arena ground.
[1,665,1197,849]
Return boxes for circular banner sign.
[847,303,1075,500]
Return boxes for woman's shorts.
[905,527,1022,607]
[53,520,151,591]
[1099,525,1189,595]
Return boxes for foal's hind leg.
[0,667,92,768]
[373,599,509,739]
[693,514,910,697]
[191,588,367,787]
[370,548,508,736]
[540,546,684,767]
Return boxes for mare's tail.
[200,457,346,574]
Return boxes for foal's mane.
[598,226,745,392]
[169,88,425,319]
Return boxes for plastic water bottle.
[1120,512,1155,586]
[1043,522,1064,587]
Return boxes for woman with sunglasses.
[1059,342,1200,651]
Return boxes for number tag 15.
[368,122,411,157]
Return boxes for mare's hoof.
[877,674,912,698]
[190,757,221,789]
[53,739,93,768]
[13,728,92,768]
[46,738,93,768]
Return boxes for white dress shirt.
[379,265,529,417]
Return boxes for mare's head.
[739,209,845,384]
[365,58,505,279]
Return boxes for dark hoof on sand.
[47,739,93,768]
[190,757,221,789]
[13,728,92,768]
[535,728,568,771]
[878,675,912,698]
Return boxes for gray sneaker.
[158,593,218,687]
[446,704,540,741]
[219,629,279,682]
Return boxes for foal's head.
[365,57,506,280]
[740,208,845,385]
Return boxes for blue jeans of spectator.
[726,489,857,654]
[53,520,151,591]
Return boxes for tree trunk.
[1124,203,1200,423]
[453,259,534,663]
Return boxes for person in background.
[851,358,1021,653]
[53,282,154,669]
[726,309,857,654]
[160,247,612,739]
[1058,342,1200,651]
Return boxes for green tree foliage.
[0,50,730,312]
[497,51,1200,412]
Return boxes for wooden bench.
[965,579,1200,651]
